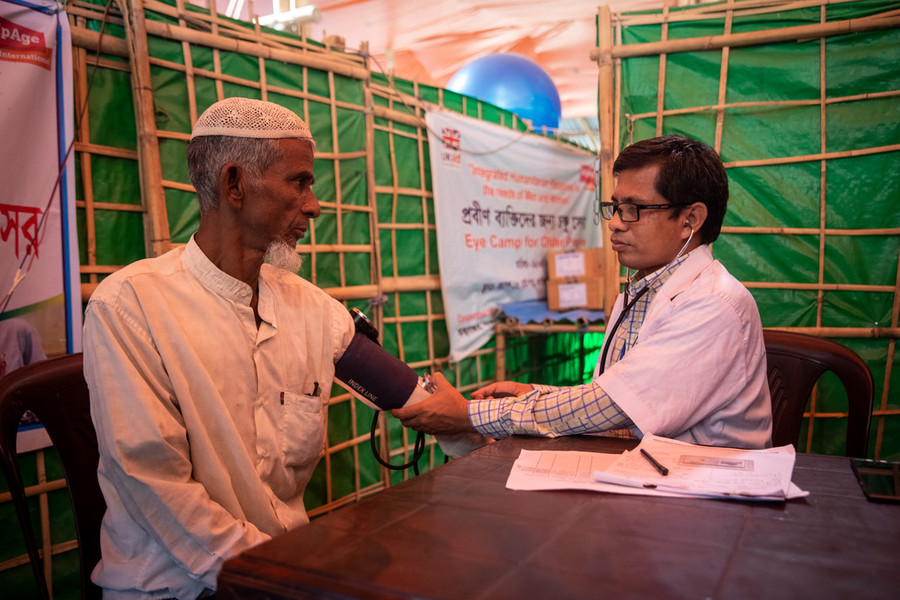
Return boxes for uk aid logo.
[439,127,461,167]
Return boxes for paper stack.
[505,434,809,501]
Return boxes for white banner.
[426,110,599,362]
[1,0,79,451]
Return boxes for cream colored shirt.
[83,237,354,599]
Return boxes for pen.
[640,449,669,476]
[312,381,321,396]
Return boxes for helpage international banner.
[1,0,79,451]
[426,110,599,362]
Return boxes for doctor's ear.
[682,202,708,234]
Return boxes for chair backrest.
[0,353,105,599]
[763,330,873,457]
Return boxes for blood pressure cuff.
[334,331,419,411]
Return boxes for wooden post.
[597,6,618,317]
[124,0,171,257]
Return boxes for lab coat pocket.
[278,391,326,468]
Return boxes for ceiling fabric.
[297,0,664,120]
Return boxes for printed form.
[506,434,809,501]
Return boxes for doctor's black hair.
[613,135,728,244]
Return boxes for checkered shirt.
[469,252,691,439]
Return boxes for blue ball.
[447,53,562,131]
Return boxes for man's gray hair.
[187,137,283,212]
[186,97,315,212]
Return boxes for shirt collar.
[625,248,694,297]
[182,235,254,306]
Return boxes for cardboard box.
[546,276,604,311]
[547,247,604,279]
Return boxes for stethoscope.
[597,227,695,376]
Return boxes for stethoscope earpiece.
[599,227,696,375]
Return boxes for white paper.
[593,434,808,500]
[558,282,588,308]
[506,449,689,498]
[505,437,809,502]
[554,252,587,277]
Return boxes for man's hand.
[470,380,534,399]
[391,372,475,436]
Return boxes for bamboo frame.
[590,12,900,60]
[124,0,170,257]
[596,0,900,459]
[4,2,589,588]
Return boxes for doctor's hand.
[471,380,534,400]
[391,372,475,436]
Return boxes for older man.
[84,98,355,599]
[394,135,772,449]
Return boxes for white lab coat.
[598,245,772,449]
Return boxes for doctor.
[393,135,772,449]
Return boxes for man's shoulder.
[89,246,186,303]
[665,256,758,319]
[679,259,762,326]
[706,260,756,304]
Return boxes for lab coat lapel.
[645,245,715,322]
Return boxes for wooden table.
[218,436,900,600]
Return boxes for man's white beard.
[264,240,304,274]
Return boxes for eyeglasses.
[599,202,681,223]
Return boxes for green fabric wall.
[614,0,900,458]
[3,2,598,595]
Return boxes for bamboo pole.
[722,143,900,168]
[36,451,51,593]
[590,14,900,60]
[361,42,386,338]
[613,19,622,152]
[175,0,198,126]
[73,31,99,293]
[73,141,139,160]
[380,275,442,292]
[764,326,900,338]
[0,539,78,572]
[383,314,441,326]
[76,201,144,213]
[0,479,67,505]
[655,3,670,137]
[80,265,121,274]
[624,88,900,122]
[123,0,170,257]
[144,53,370,113]
[615,0,865,27]
[597,6,618,317]
[327,69,346,289]
[413,77,438,372]
[360,54,391,495]
[372,185,433,198]
[713,1,735,153]
[495,323,607,335]
[723,226,900,236]
[742,282,894,292]
[70,24,128,58]
[815,5,828,331]
[134,9,370,81]
[876,233,900,457]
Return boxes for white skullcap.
[191,97,313,140]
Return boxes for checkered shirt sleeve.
[468,382,634,438]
